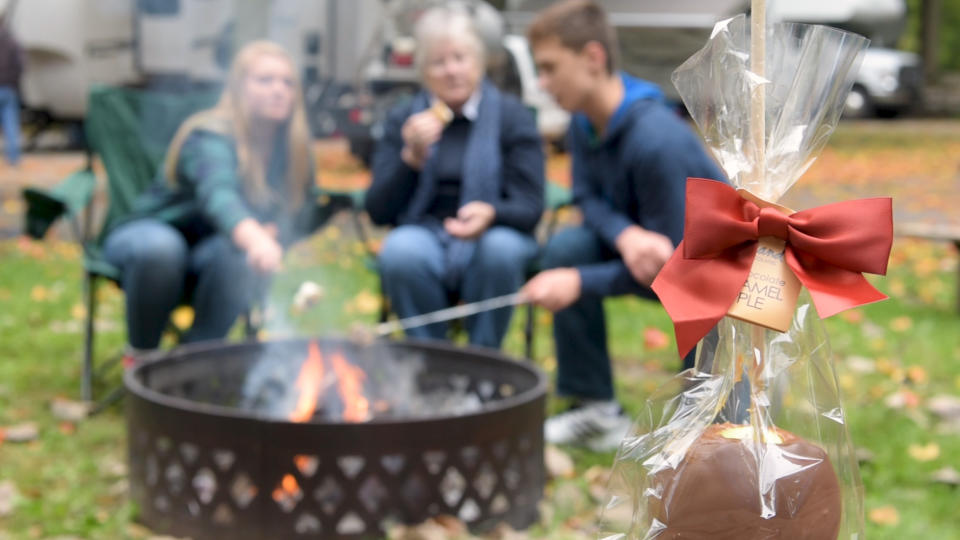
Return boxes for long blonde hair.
[164,40,313,210]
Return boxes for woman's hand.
[445,201,495,239]
[400,110,445,169]
[232,218,284,274]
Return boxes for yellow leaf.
[30,285,49,301]
[171,306,195,330]
[868,505,900,526]
[541,356,556,372]
[888,278,906,297]
[838,374,855,392]
[875,358,896,375]
[889,316,912,332]
[71,304,86,320]
[350,290,381,316]
[324,226,341,241]
[908,443,940,462]
[2,198,24,215]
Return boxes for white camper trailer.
[7,0,383,121]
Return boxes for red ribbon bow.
[651,178,893,358]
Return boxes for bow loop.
[653,178,893,358]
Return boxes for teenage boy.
[521,0,726,450]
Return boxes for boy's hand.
[522,268,581,312]
[615,225,675,286]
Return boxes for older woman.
[365,5,545,348]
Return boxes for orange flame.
[289,341,325,422]
[272,473,302,504]
[331,351,370,422]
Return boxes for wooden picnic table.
[895,221,960,312]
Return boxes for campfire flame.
[331,351,371,423]
[272,473,303,510]
[289,341,326,423]
[289,341,370,423]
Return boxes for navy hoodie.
[571,73,727,297]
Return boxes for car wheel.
[843,85,874,119]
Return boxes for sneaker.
[544,401,633,452]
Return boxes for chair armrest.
[22,169,97,239]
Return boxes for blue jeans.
[104,219,265,349]
[541,226,696,401]
[378,224,538,348]
[0,86,20,165]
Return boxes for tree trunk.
[921,0,942,83]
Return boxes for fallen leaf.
[906,365,928,385]
[889,316,913,332]
[642,328,669,351]
[884,390,920,410]
[386,516,462,540]
[839,309,864,323]
[553,482,588,514]
[99,456,128,478]
[908,442,940,462]
[544,445,575,479]
[927,395,960,421]
[868,505,900,526]
[3,422,39,442]
[350,290,381,316]
[930,467,960,486]
[0,480,17,517]
[324,226,341,241]
[70,303,86,320]
[485,523,528,540]
[171,306,194,330]
[51,397,92,422]
[845,356,876,374]
[888,278,906,297]
[58,422,76,435]
[838,374,856,392]
[585,465,611,502]
[29,285,49,301]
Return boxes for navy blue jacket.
[366,81,545,234]
[572,73,727,297]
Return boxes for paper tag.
[726,190,802,332]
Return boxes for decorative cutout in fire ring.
[125,338,547,539]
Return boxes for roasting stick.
[373,292,528,337]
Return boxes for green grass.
[1,223,959,538]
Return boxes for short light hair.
[527,0,618,74]
[413,4,486,77]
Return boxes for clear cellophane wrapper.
[599,15,870,540]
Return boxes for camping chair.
[22,85,242,405]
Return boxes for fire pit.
[125,338,547,539]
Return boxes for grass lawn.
[2,123,960,539]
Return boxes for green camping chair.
[22,85,234,403]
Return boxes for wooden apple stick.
[749,0,771,441]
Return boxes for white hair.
[413,4,487,77]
